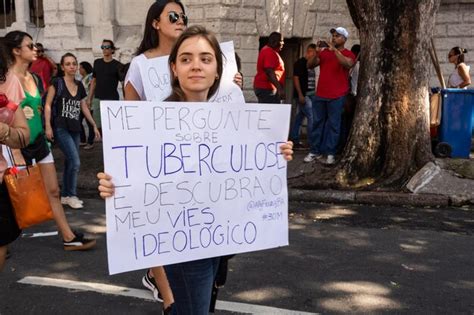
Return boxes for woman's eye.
[202,57,212,63]
[180,57,190,63]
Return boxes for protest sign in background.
[101,101,290,275]
[138,41,244,103]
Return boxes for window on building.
[0,0,15,29]
[29,0,44,27]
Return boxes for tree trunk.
[336,0,439,188]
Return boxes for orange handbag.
[3,132,53,229]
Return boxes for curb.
[289,189,452,207]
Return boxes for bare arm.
[334,49,354,69]
[264,68,285,99]
[124,82,141,101]
[44,85,56,141]
[457,63,471,88]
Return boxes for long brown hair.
[166,25,223,101]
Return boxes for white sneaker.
[61,196,83,205]
[65,197,83,209]
[61,197,69,205]
[326,155,335,165]
[69,196,84,205]
[304,153,322,163]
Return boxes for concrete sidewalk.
[53,144,474,207]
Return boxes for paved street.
[1,198,473,314]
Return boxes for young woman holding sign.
[122,0,243,309]
[98,25,293,314]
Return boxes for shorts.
[0,183,21,246]
[37,152,54,164]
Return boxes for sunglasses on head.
[101,45,113,50]
[168,11,188,25]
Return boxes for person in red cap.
[304,26,356,165]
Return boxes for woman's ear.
[171,62,177,78]
[152,19,160,30]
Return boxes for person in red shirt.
[29,43,57,93]
[253,32,285,103]
[304,27,356,165]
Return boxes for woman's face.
[156,2,187,42]
[448,50,458,64]
[61,56,78,76]
[16,36,37,63]
[79,65,86,77]
[171,36,218,100]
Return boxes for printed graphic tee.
[53,77,86,132]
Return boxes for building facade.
[1,0,473,101]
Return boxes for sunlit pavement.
[1,198,473,314]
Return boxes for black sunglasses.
[101,45,113,50]
[19,43,36,50]
[168,11,188,25]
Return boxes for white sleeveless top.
[448,63,470,88]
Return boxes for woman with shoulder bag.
[44,53,100,211]
[0,36,30,271]
[4,31,96,251]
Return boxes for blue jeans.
[54,128,81,197]
[310,95,346,155]
[165,257,220,315]
[289,96,313,143]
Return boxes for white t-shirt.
[125,54,168,101]
[448,63,470,88]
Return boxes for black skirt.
[0,182,21,246]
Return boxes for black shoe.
[142,270,164,302]
[293,142,306,150]
[63,231,96,251]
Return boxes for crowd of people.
[0,0,471,314]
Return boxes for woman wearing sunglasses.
[100,25,294,314]
[3,31,96,251]
[0,37,30,271]
[119,0,242,311]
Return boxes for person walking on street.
[44,53,100,211]
[86,39,124,135]
[0,36,30,270]
[289,43,316,149]
[29,42,57,94]
[253,32,286,103]
[304,27,355,165]
[5,31,96,251]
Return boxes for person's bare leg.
[39,163,76,241]
[151,266,174,308]
[0,245,7,271]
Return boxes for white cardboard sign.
[101,101,290,275]
[138,41,245,103]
